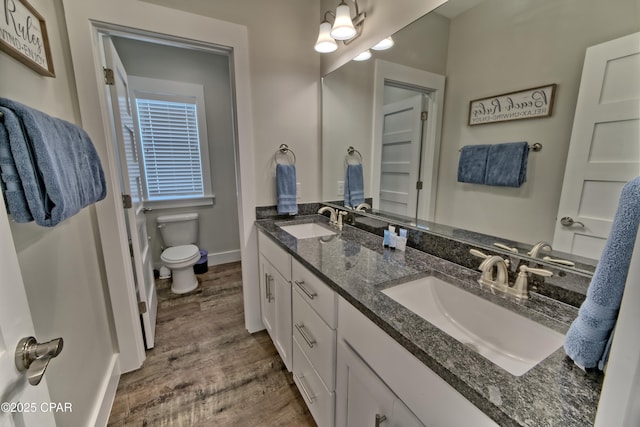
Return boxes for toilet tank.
[157,213,199,246]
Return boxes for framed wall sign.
[468,84,556,126]
[0,0,55,77]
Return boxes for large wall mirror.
[322,0,640,275]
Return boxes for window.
[130,77,213,208]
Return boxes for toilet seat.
[161,244,199,264]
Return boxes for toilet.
[157,213,201,294]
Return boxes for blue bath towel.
[344,163,364,208]
[0,98,107,227]
[564,176,640,369]
[276,163,297,215]
[484,141,529,187]
[457,144,490,184]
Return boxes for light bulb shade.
[371,37,394,51]
[331,3,357,40]
[353,50,371,61]
[314,21,338,53]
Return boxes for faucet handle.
[520,265,553,277]
[470,249,510,268]
[511,265,553,300]
[470,249,489,259]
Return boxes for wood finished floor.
[107,262,316,426]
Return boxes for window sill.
[144,195,215,210]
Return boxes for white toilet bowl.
[161,244,200,294]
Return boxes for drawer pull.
[294,373,315,404]
[295,323,316,348]
[375,414,387,426]
[295,280,318,300]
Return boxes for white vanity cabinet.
[291,258,338,427]
[257,231,292,371]
[336,340,424,427]
[337,296,499,427]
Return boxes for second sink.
[382,276,565,376]
[279,222,337,239]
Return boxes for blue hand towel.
[484,141,529,187]
[457,144,490,184]
[564,176,640,369]
[276,163,297,215]
[344,163,364,208]
[0,98,107,227]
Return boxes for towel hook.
[346,146,363,164]
[275,144,296,165]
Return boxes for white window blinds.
[136,98,204,200]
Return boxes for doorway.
[371,60,445,223]
[86,24,254,372]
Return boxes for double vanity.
[255,212,602,426]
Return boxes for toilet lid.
[162,244,199,262]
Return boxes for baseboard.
[90,355,120,427]
[208,249,241,266]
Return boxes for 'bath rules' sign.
[0,0,55,76]
[468,84,556,125]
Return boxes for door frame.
[62,2,259,374]
[371,59,445,222]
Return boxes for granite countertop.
[255,215,604,427]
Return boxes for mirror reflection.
[322,0,640,274]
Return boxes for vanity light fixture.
[352,50,372,61]
[371,36,394,51]
[314,0,366,53]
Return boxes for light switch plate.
[337,180,344,196]
[296,182,301,200]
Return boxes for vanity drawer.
[293,339,335,427]
[258,231,291,281]
[293,291,336,391]
[292,258,337,328]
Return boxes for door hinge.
[421,111,428,121]
[416,181,423,190]
[122,194,132,209]
[139,301,147,314]
[128,239,134,257]
[104,67,115,85]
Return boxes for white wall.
[111,37,241,266]
[142,0,323,207]
[1,0,116,425]
[435,0,640,244]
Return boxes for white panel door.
[104,37,158,349]
[553,32,640,259]
[379,95,423,218]
[0,196,56,427]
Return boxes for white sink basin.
[382,276,565,376]
[279,222,337,239]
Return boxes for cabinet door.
[260,255,275,336]
[273,270,292,371]
[336,340,424,427]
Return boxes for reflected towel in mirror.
[457,144,490,184]
[344,163,364,208]
[484,141,529,187]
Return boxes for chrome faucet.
[527,241,552,258]
[471,249,553,300]
[355,203,371,212]
[472,249,510,290]
[317,206,338,225]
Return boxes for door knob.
[15,336,64,386]
[560,216,585,228]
